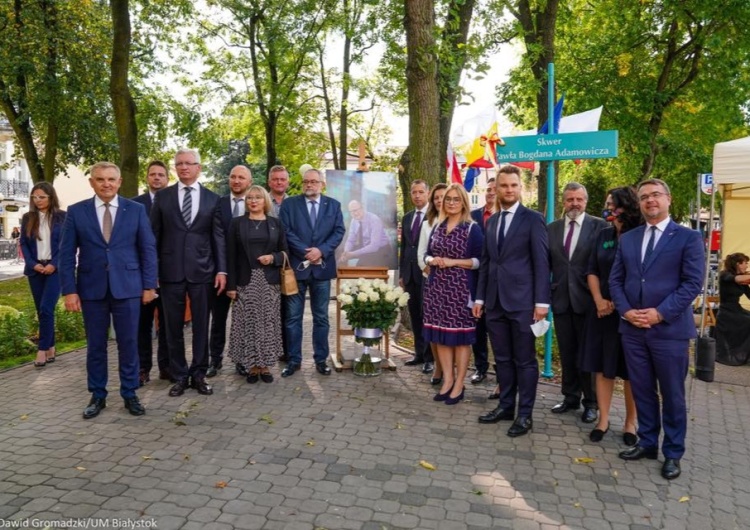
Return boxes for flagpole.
[542,63,555,379]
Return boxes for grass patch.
[0,277,87,369]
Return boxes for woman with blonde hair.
[422,184,483,404]
[226,185,289,383]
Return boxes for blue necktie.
[497,211,509,254]
[309,200,318,227]
[643,225,656,270]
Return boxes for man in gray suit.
[548,182,607,423]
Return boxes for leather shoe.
[618,445,658,461]
[623,432,638,447]
[281,364,300,378]
[260,372,274,383]
[169,380,189,397]
[421,362,434,374]
[488,391,500,400]
[589,423,609,442]
[404,357,424,366]
[83,397,106,419]
[206,362,222,378]
[478,406,515,424]
[315,362,332,375]
[661,458,681,480]
[246,373,259,384]
[138,370,150,387]
[470,372,487,384]
[507,416,533,437]
[123,396,145,416]
[581,407,598,424]
[430,377,443,386]
[191,377,213,395]
[551,401,579,414]
[235,363,249,376]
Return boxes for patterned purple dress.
[422,221,480,346]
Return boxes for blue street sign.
[495,130,619,162]
[700,173,714,194]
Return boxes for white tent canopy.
[713,135,750,184]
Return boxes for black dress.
[580,227,628,379]
[715,271,750,366]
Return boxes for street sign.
[700,173,715,194]
[495,130,619,163]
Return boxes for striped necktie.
[182,186,193,226]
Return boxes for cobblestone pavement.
[1,303,749,530]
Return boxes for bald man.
[208,165,253,377]
[339,200,394,267]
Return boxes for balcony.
[0,178,30,198]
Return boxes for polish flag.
[447,144,462,184]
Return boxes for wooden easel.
[333,266,396,372]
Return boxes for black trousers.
[137,293,168,374]
[555,310,597,408]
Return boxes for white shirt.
[94,195,119,233]
[178,181,200,224]
[231,195,246,217]
[496,201,521,240]
[641,217,671,262]
[564,211,586,257]
[36,212,51,260]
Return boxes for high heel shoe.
[433,385,454,401]
[430,376,443,386]
[589,423,610,442]
[444,389,465,405]
[34,351,46,368]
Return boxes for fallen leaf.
[215,481,228,488]
[679,496,690,503]
[306,439,316,446]
[395,423,404,429]
[471,489,483,496]
[352,396,365,402]
[574,457,595,464]
[183,454,190,461]
[75,466,86,471]
[173,420,187,426]
[419,460,436,471]
[574,502,582,508]
[612,470,619,477]
[20,414,28,420]
[141,456,153,460]
[259,414,275,425]
[248,460,257,465]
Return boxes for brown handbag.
[280,252,299,296]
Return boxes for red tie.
[564,220,575,258]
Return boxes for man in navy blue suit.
[151,148,226,397]
[279,168,345,377]
[59,162,158,419]
[468,177,495,385]
[610,178,704,480]
[473,165,550,437]
[132,160,170,386]
[207,165,253,378]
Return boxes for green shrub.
[0,307,36,360]
[55,302,86,343]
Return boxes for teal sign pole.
[543,63,555,378]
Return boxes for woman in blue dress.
[422,184,483,405]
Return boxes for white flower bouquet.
[337,278,409,346]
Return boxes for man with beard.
[548,183,607,424]
[474,165,549,437]
[207,165,253,378]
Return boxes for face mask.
[601,209,612,220]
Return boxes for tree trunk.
[338,27,352,170]
[318,46,339,170]
[403,0,441,194]
[265,111,278,169]
[110,0,139,197]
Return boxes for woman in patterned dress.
[423,184,484,405]
[226,185,288,384]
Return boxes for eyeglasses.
[245,196,264,202]
[175,162,199,168]
[639,191,668,202]
[302,180,321,185]
[31,195,49,200]
[443,196,462,204]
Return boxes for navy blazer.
[399,209,426,285]
[214,194,234,236]
[132,192,154,216]
[609,220,704,340]
[470,207,486,234]
[279,194,345,281]
[548,214,607,314]
[59,196,157,300]
[19,211,66,277]
[477,204,550,313]
[151,183,226,284]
